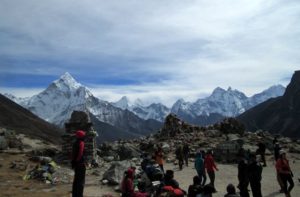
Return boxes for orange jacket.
[155,151,164,165]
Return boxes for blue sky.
[0,0,299,106]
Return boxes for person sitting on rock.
[163,170,179,189]
[224,184,240,197]
[121,168,135,197]
[188,175,203,197]
[133,181,150,197]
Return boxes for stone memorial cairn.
[61,111,97,164]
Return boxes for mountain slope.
[0,94,62,143]
[238,71,300,138]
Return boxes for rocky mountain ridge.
[238,70,300,138]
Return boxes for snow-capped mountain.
[112,96,130,110]
[171,85,285,125]
[9,73,162,140]
[112,96,170,122]
[248,85,285,106]
[131,103,170,122]
[3,93,30,105]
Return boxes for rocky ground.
[1,115,300,196]
[2,152,299,197]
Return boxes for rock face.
[61,111,97,164]
[159,114,205,137]
[238,70,300,138]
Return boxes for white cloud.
[0,0,299,105]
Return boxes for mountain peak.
[113,96,130,110]
[54,72,82,90]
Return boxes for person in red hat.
[72,130,86,197]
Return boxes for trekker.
[256,142,267,167]
[201,150,207,186]
[248,154,263,197]
[194,152,205,184]
[121,168,135,197]
[205,150,218,192]
[71,130,86,197]
[274,142,281,161]
[154,147,164,173]
[274,143,284,192]
[237,155,249,197]
[188,176,203,197]
[276,150,294,197]
[175,145,184,170]
[183,143,190,166]
[224,184,240,197]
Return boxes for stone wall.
[61,111,97,164]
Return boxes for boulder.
[162,143,170,153]
[102,161,133,185]
[289,144,300,154]
[103,156,115,162]
[0,136,8,150]
[117,143,140,160]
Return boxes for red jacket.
[276,158,291,175]
[121,169,135,197]
[205,154,218,172]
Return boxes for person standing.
[238,156,249,197]
[183,143,190,167]
[176,145,184,170]
[72,130,86,197]
[154,147,164,173]
[248,154,263,197]
[194,152,205,184]
[201,150,207,186]
[256,142,267,167]
[274,143,284,192]
[276,150,294,197]
[205,150,218,191]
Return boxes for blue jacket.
[194,153,204,174]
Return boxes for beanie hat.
[75,130,86,139]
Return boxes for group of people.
[70,130,295,197]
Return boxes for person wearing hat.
[71,130,86,197]
[276,150,294,197]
